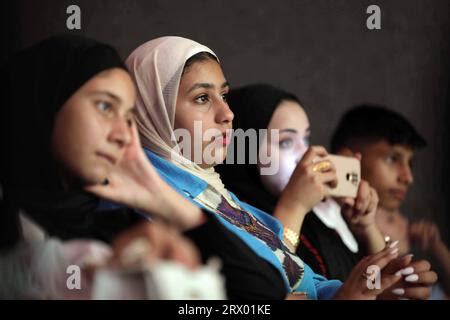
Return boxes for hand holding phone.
[322,154,361,198]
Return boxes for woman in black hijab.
[0,36,287,299]
[217,84,383,280]
[1,34,141,244]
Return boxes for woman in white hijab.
[125,36,405,299]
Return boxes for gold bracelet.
[283,226,300,248]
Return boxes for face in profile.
[258,100,310,197]
[360,141,415,211]
[51,68,136,185]
[174,58,234,168]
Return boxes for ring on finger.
[312,160,332,173]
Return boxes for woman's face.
[52,68,136,185]
[174,58,234,168]
[259,100,310,196]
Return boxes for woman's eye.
[303,137,310,147]
[222,93,228,102]
[279,139,293,149]
[96,101,112,112]
[385,154,398,164]
[195,95,209,104]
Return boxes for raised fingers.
[318,166,338,189]
[410,259,431,273]
[355,180,371,213]
[301,145,329,164]
[409,270,439,286]
[383,254,414,275]
[362,245,401,278]
[366,188,379,214]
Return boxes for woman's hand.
[333,244,402,300]
[84,123,204,230]
[410,220,450,295]
[273,146,337,248]
[340,180,379,230]
[85,123,163,208]
[336,153,377,230]
[338,180,385,254]
[111,220,201,270]
[378,257,438,300]
[62,222,202,299]
[276,146,338,218]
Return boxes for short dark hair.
[183,51,218,74]
[330,104,427,153]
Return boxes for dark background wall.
[3,0,449,243]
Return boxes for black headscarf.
[1,35,141,248]
[216,84,302,214]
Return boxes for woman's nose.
[215,99,234,124]
[399,164,414,185]
[108,118,132,148]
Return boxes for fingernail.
[389,240,399,248]
[392,288,405,296]
[395,267,415,277]
[390,247,399,255]
[401,267,414,276]
[405,274,419,282]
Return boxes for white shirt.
[313,198,359,253]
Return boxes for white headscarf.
[126,36,235,205]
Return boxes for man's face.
[360,140,415,211]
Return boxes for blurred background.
[2,0,449,244]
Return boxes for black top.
[298,213,362,281]
[185,215,286,299]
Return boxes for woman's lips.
[390,189,406,201]
[97,152,117,165]
[214,131,231,146]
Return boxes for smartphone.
[325,154,361,198]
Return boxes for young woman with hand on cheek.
[0,35,228,299]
